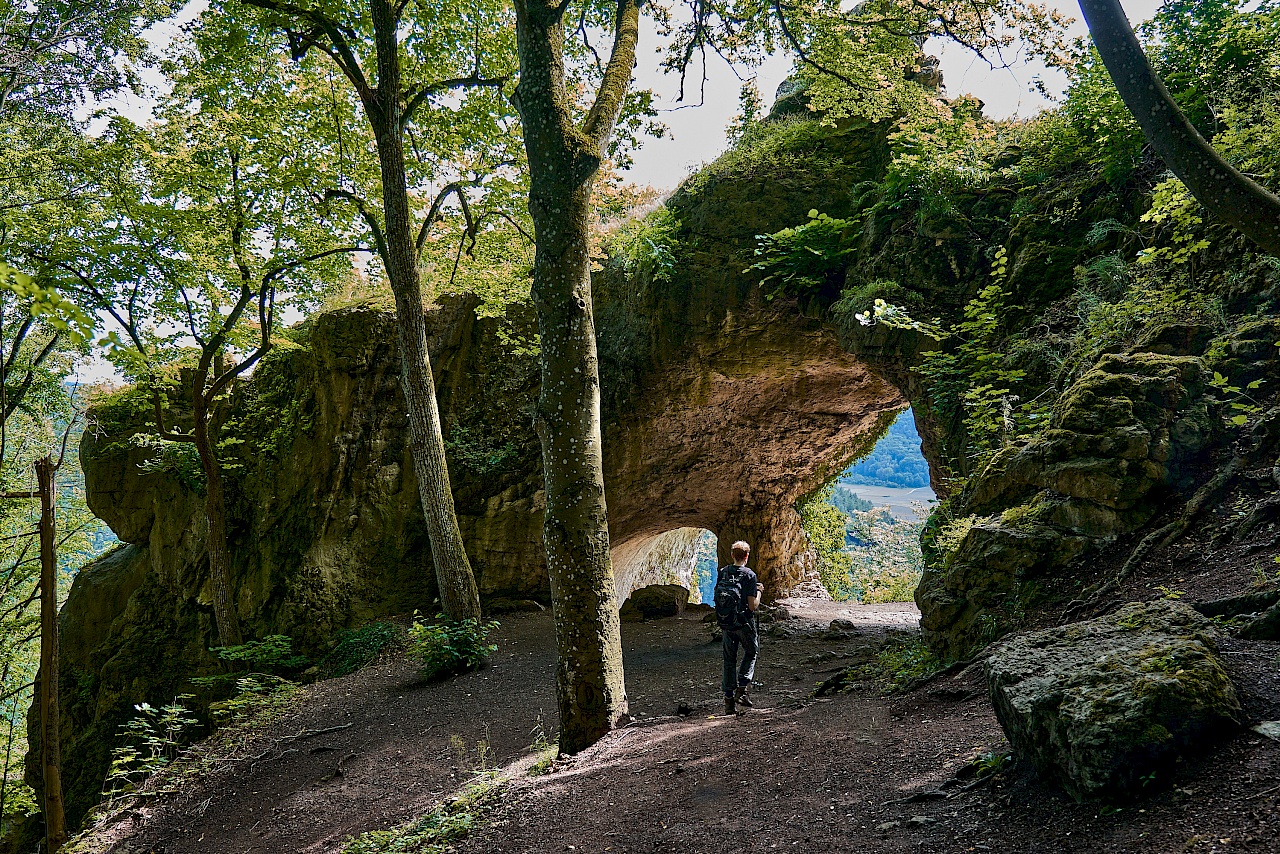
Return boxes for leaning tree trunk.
[35,456,66,852]
[513,0,634,753]
[368,0,481,622]
[1079,0,1280,256]
[192,403,243,648]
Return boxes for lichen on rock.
[985,600,1241,802]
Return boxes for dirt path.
[80,599,1280,853]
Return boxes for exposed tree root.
[1193,589,1280,619]
[1240,602,1280,640]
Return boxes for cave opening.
[802,408,936,604]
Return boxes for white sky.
[626,0,1164,190]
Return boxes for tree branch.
[772,1,872,93]
[582,0,642,148]
[402,73,510,130]
[1078,0,1280,255]
[242,0,374,103]
[324,188,390,268]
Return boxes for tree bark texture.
[1079,0,1280,256]
[513,0,639,753]
[369,0,481,622]
[192,394,243,649]
[36,456,66,852]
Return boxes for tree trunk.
[1078,0,1280,256]
[512,0,633,753]
[35,456,66,853]
[193,398,243,648]
[528,178,628,753]
[368,0,481,622]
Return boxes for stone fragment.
[985,601,1241,801]
[1250,721,1280,742]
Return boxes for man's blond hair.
[730,540,750,562]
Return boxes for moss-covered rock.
[918,352,1218,658]
[985,601,1241,802]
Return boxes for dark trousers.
[722,621,759,697]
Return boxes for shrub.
[103,697,199,801]
[408,618,498,682]
[208,635,308,674]
[319,621,401,678]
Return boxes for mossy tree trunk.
[1079,0,1280,255]
[366,0,482,623]
[191,387,243,648]
[511,0,639,753]
[35,455,66,852]
[243,0,486,623]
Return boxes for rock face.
[611,528,704,605]
[985,601,1241,802]
[918,352,1217,658]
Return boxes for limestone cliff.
[38,100,1280,829]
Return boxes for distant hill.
[838,409,930,489]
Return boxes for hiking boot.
[734,686,754,708]
[723,696,736,716]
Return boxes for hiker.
[714,540,763,715]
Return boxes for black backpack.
[714,566,750,630]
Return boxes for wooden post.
[35,456,66,852]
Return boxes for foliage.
[874,635,944,693]
[975,750,1012,778]
[871,95,1003,224]
[408,618,498,682]
[102,697,200,802]
[0,374,113,833]
[445,423,519,480]
[191,635,308,697]
[749,210,855,298]
[605,207,682,285]
[934,514,983,561]
[207,674,299,728]
[799,483,854,599]
[209,636,308,673]
[1207,371,1266,427]
[726,79,765,146]
[318,622,402,679]
[830,487,874,516]
[915,282,1044,474]
[692,529,719,605]
[527,717,556,776]
[813,502,928,603]
[682,115,834,197]
[340,772,504,854]
[1135,178,1212,266]
[1061,275,1225,385]
[131,433,207,493]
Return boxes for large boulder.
[985,601,1241,802]
[619,585,691,622]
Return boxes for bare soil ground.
[77,579,1280,854]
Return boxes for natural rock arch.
[52,108,1200,826]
